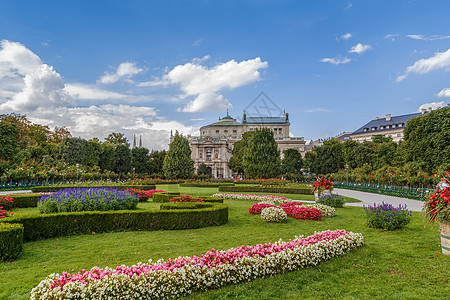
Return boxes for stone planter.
[440,220,450,256]
[314,190,331,201]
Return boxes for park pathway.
[335,188,425,212]
[0,190,32,196]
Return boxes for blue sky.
[0,0,449,149]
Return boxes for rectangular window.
[233,130,237,133]
[224,130,228,133]
[215,130,219,133]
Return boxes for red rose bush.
[31,230,364,299]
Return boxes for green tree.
[303,151,317,174]
[0,121,19,160]
[243,128,281,179]
[148,150,167,175]
[163,133,194,179]
[281,148,303,174]
[105,132,130,147]
[354,141,376,168]
[56,137,88,165]
[313,139,344,174]
[85,139,102,167]
[131,147,150,174]
[114,144,131,173]
[98,142,116,171]
[403,107,450,172]
[342,140,359,169]
[228,131,254,176]
[197,163,211,176]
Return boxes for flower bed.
[364,202,412,230]
[0,196,15,212]
[213,193,289,204]
[425,187,450,223]
[260,207,287,223]
[303,203,336,218]
[170,195,205,203]
[30,229,364,299]
[38,188,139,213]
[31,184,157,193]
[249,202,323,221]
[218,185,314,195]
[124,188,167,202]
[317,194,345,208]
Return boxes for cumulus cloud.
[140,57,268,112]
[98,62,143,84]
[0,40,197,150]
[406,34,450,41]
[320,57,351,65]
[340,33,352,40]
[397,48,450,82]
[417,101,446,112]
[348,43,372,54]
[437,88,450,98]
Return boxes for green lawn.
[1,189,448,299]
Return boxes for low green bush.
[30,184,156,193]
[152,192,181,203]
[316,194,345,208]
[201,196,224,203]
[2,203,228,241]
[7,194,40,208]
[218,185,313,194]
[0,223,23,261]
[179,182,234,188]
[160,202,214,210]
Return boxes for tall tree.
[313,139,344,174]
[403,107,450,172]
[243,128,281,179]
[98,142,116,171]
[57,137,88,165]
[148,150,166,175]
[163,133,194,179]
[131,147,150,174]
[86,139,102,167]
[196,163,211,176]
[281,148,303,174]
[228,131,254,176]
[0,121,19,160]
[105,132,130,147]
[114,144,131,173]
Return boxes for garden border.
[218,185,314,194]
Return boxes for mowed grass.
[0,188,448,299]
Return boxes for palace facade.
[185,111,305,178]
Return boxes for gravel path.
[0,190,32,195]
[335,188,425,212]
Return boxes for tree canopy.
[163,133,194,179]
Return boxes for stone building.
[186,111,305,178]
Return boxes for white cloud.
[384,34,399,41]
[320,57,351,65]
[193,39,203,47]
[348,43,372,54]
[346,3,352,9]
[0,40,41,78]
[305,107,331,113]
[140,57,268,113]
[417,101,445,112]
[438,88,450,98]
[406,34,450,41]
[341,33,352,40]
[64,83,129,100]
[98,62,143,84]
[397,48,450,82]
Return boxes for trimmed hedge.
[152,192,181,203]
[0,222,23,261]
[6,194,40,209]
[30,184,156,193]
[201,196,224,203]
[218,186,314,195]
[1,203,228,242]
[159,202,214,210]
[179,182,235,188]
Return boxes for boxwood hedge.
[1,203,228,241]
[152,192,181,203]
[0,223,24,261]
[4,194,41,209]
[218,185,314,195]
[179,182,235,188]
[30,184,156,193]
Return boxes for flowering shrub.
[317,194,345,208]
[124,188,167,201]
[303,203,336,217]
[312,176,333,195]
[0,196,14,211]
[249,202,323,221]
[30,230,364,299]
[38,188,139,213]
[425,187,450,223]
[260,207,287,223]
[364,202,412,230]
[170,195,205,203]
[213,193,289,204]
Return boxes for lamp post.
[345,163,349,186]
[76,163,79,181]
